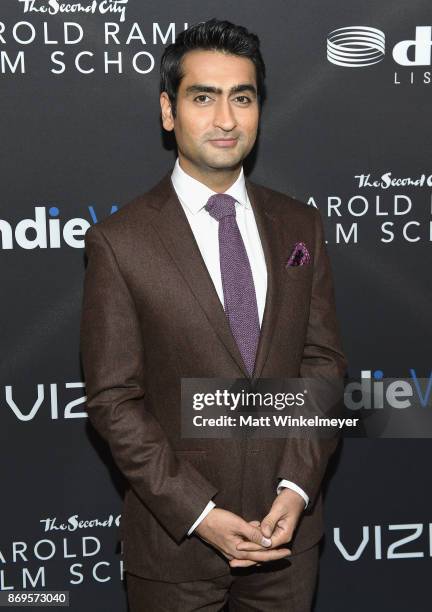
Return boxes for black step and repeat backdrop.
[1,1,431,610]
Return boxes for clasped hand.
[195,488,305,568]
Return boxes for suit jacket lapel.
[150,173,250,377]
[245,179,284,380]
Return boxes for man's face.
[160,50,260,173]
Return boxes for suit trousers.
[125,544,319,612]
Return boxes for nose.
[213,97,237,132]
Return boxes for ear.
[160,92,174,131]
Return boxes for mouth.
[208,138,239,148]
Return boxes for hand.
[195,508,291,566]
[231,488,305,568]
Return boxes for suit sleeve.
[80,225,218,544]
[276,206,348,509]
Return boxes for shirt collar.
[170,157,250,215]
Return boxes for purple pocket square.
[286,241,311,267]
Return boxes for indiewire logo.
[0,204,118,250]
[327,26,385,67]
[327,26,432,67]
[344,370,432,410]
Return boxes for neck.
[178,155,242,193]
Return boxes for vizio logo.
[327,26,432,67]
[4,381,87,421]
[0,204,118,250]
[334,524,432,560]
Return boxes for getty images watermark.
[181,375,432,439]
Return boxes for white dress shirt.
[170,158,309,536]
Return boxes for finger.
[238,521,272,548]
[236,541,269,552]
[232,535,268,554]
[236,548,291,562]
[229,558,259,568]
[260,511,279,539]
[265,519,295,548]
[234,521,262,548]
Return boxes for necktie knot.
[205,193,237,222]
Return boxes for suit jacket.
[80,170,347,582]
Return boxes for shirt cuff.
[187,500,216,536]
[277,479,309,509]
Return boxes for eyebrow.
[184,84,257,97]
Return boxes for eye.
[194,94,212,104]
[233,96,252,104]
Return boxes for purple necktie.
[205,193,260,377]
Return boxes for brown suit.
[80,171,347,583]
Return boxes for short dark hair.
[160,18,266,117]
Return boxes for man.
[80,18,347,611]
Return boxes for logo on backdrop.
[0,513,123,589]
[354,172,432,189]
[333,523,432,560]
[327,26,385,67]
[18,0,129,22]
[345,370,432,410]
[2,3,188,76]
[307,170,432,245]
[0,204,118,250]
[3,381,88,420]
[40,513,121,532]
[327,26,432,85]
